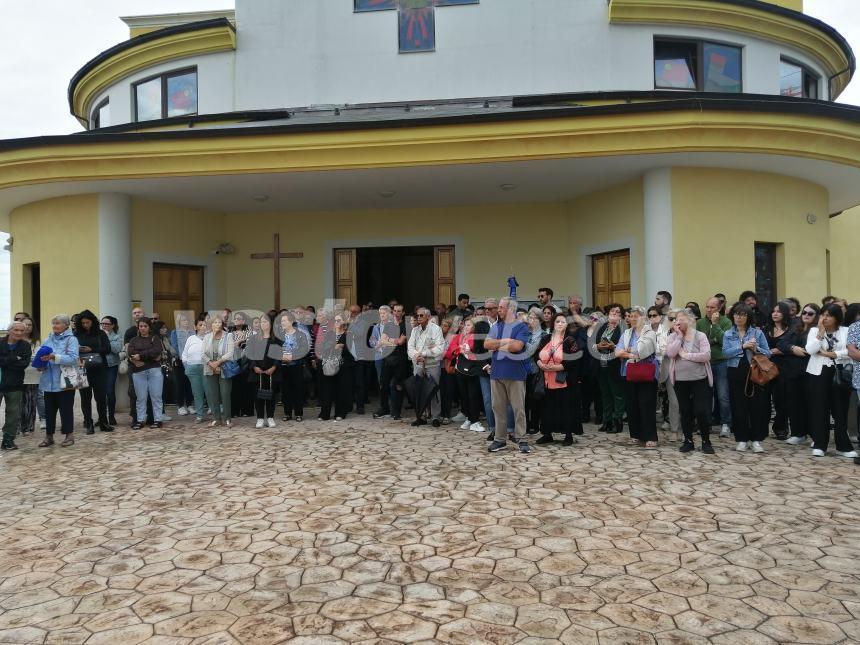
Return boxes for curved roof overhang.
[67,18,237,127]
[608,0,855,98]
[3,95,860,216]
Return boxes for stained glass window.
[135,77,162,122]
[167,71,198,117]
[355,0,396,11]
[654,39,742,92]
[703,43,741,93]
[355,0,478,53]
[654,41,697,90]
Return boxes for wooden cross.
[250,233,303,311]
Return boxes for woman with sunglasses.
[782,303,819,446]
[723,302,771,453]
[805,303,856,458]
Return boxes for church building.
[1,0,859,330]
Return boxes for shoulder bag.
[218,334,241,379]
[748,353,779,387]
[833,363,855,390]
[59,338,89,390]
[257,373,274,400]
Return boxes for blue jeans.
[712,360,731,426]
[132,368,164,423]
[479,376,513,430]
[184,363,207,417]
[105,365,119,417]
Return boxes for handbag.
[222,360,241,379]
[748,353,779,386]
[322,355,342,377]
[529,371,546,400]
[455,354,481,377]
[257,373,274,400]
[79,352,104,370]
[626,359,658,383]
[834,363,855,390]
[118,358,129,375]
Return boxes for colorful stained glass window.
[355,0,396,11]
[355,0,478,53]
[703,43,741,93]
[135,77,162,122]
[167,71,198,117]
[654,41,697,90]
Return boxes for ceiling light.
[252,195,270,202]
[499,183,517,191]
[379,190,397,198]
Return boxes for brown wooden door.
[153,263,204,327]
[434,245,455,308]
[591,250,630,309]
[334,249,357,304]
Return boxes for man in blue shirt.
[484,297,532,453]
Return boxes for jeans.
[204,375,232,421]
[132,368,164,423]
[0,390,22,441]
[711,360,732,426]
[184,363,207,417]
[105,365,119,418]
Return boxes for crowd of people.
[0,288,858,464]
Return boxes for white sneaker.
[751,441,764,453]
[188,406,197,415]
[720,425,731,438]
[255,419,264,429]
[460,420,471,430]
[161,414,172,422]
[811,448,825,457]
[736,442,748,452]
[267,418,276,428]
[335,416,343,422]
[39,420,46,430]
[452,412,466,423]
[836,450,858,458]
[470,422,486,433]
[177,407,189,416]
[786,436,807,445]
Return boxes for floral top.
[848,321,860,389]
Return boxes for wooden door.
[434,245,455,308]
[591,249,630,309]
[153,263,204,327]
[334,249,357,304]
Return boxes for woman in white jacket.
[181,319,209,423]
[805,303,856,458]
[202,317,235,427]
[616,306,659,448]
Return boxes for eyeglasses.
[802,310,816,316]
[100,322,112,326]
[667,317,676,321]
[486,306,498,310]
[648,314,661,319]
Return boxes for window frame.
[91,97,109,130]
[653,37,743,93]
[779,56,819,99]
[132,66,198,123]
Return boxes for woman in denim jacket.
[37,314,80,448]
[722,302,771,453]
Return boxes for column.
[98,193,132,329]
[643,168,673,301]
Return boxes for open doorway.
[356,246,434,311]
[23,263,40,333]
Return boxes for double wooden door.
[153,263,204,325]
[591,249,631,309]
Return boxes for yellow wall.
[130,199,228,308]
[9,195,100,334]
[671,168,829,307]
[829,206,860,301]
[221,203,573,310]
[567,179,645,306]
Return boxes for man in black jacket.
[0,322,33,450]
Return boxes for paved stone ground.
[1,411,859,645]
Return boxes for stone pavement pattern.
[0,415,859,644]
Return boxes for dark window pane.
[703,43,741,92]
[136,77,162,121]
[167,72,197,117]
[95,102,110,129]
[780,60,803,97]
[805,73,818,99]
[355,0,396,10]
[435,0,479,5]
[754,243,778,314]
[655,41,697,89]
[399,1,435,53]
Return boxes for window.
[655,39,742,93]
[754,242,779,314]
[780,59,818,98]
[133,68,198,122]
[91,99,110,129]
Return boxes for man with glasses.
[407,308,445,427]
[697,297,733,437]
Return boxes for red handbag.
[626,359,658,383]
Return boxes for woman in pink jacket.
[666,310,714,454]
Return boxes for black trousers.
[807,368,854,453]
[320,365,353,420]
[353,360,371,410]
[785,375,809,438]
[173,362,194,407]
[673,378,712,441]
[728,364,768,442]
[439,370,455,419]
[45,390,75,435]
[80,366,108,424]
[456,373,482,423]
[231,371,255,416]
[281,364,305,417]
[624,380,658,442]
[378,359,403,415]
[580,371,599,420]
[525,374,542,432]
[566,376,584,435]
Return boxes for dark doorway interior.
[356,246,434,311]
[24,263,40,332]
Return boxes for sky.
[0,0,857,322]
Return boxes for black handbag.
[834,363,855,390]
[530,371,546,400]
[79,352,104,370]
[555,370,568,385]
[455,354,481,377]
[257,374,274,400]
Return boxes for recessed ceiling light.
[379,190,397,198]
[252,195,270,202]
[499,183,517,191]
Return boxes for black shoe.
[85,428,95,435]
[149,422,163,429]
[594,416,603,426]
[431,418,441,428]
[98,421,114,433]
[283,415,292,422]
[535,435,554,445]
[526,428,539,435]
[372,410,391,419]
[392,415,402,421]
[598,423,610,433]
[488,440,507,453]
[411,418,427,427]
[131,423,143,430]
[38,437,54,448]
[562,435,574,446]
[581,414,590,423]
[1,438,17,451]
[356,407,366,415]
[487,431,495,441]
[109,416,118,426]
[679,440,695,453]
[702,442,715,454]
[84,419,94,435]
[855,456,860,465]
[613,419,624,434]
[295,416,303,422]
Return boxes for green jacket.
[696,316,732,362]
